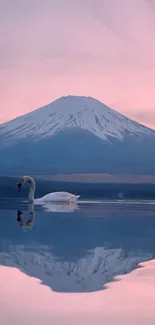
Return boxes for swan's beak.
[17,182,22,193]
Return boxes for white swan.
[17,176,80,203]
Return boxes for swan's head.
[17,177,25,192]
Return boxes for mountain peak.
[0,96,153,143]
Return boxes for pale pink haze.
[0,0,155,128]
[0,260,155,325]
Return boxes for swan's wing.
[37,192,80,202]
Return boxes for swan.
[17,176,80,203]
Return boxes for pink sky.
[1,260,155,324]
[0,0,155,128]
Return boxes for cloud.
[1,0,155,69]
[0,0,155,123]
[132,110,155,126]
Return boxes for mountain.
[0,95,155,174]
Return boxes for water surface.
[0,199,155,324]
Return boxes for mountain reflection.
[0,201,155,293]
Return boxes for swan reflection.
[16,203,35,229]
[16,201,78,229]
[42,201,79,213]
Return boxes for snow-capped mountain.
[0,96,155,174]
[0,96,154,142]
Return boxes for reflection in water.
[0,201,155,293]
[17,203,35,229]
[42,201,79,212]
[16,202,78,229]
[1,260,155,325]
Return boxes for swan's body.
[17,176,80,203]
[35,192,79,203]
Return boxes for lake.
[0,198,155,324]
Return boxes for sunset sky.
[0,0,155,128]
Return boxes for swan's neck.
[28,178,35,202]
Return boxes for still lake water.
[0,198,155,324]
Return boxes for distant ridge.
[35,173,155,184]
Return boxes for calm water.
[0,198,155,324]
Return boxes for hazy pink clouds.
[0,0,155,128]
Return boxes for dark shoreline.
[0,176,155,200]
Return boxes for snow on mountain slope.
[0,244,152,292]
[0,96,154,143]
